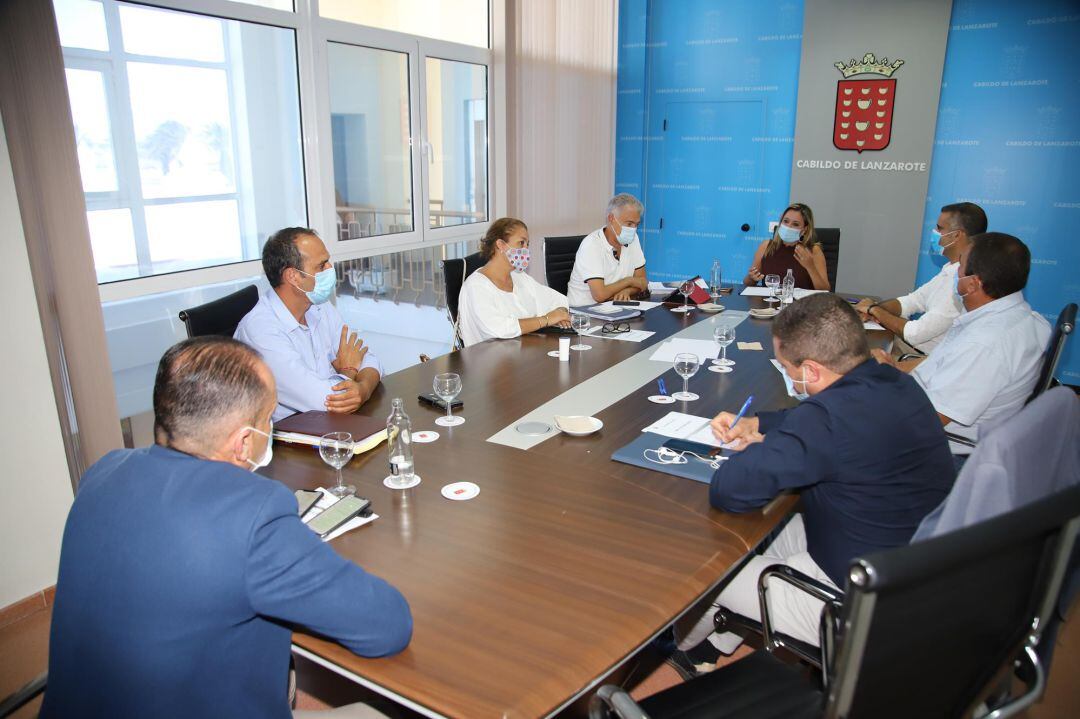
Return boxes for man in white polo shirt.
[856,202,986,355]
[566,193,649,307]
[876,232,1050,455]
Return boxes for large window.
[320,0,489,48]
[56,0,306,283]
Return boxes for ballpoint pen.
[729,394,754,430]
[658,378,668,396]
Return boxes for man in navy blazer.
[42,337,412,718]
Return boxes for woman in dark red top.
[744,203,831,290]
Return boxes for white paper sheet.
[303,487,378,542]
[582,326,655,343]
[740,286,776,297]
[648,281,674,292]
[863,320,886,331]
[641,411,732,449]
[648,338,721,363]
[794,288,828,299]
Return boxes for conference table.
[263,289,888,718]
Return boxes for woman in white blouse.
[457,217,572,347]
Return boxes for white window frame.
[85,0,506,303]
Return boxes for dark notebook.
[275,411,386,441]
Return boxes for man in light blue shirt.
[877,233,1051,453]
[236,227,382,421]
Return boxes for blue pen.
[658,378,668,396]
[729,394,754,430]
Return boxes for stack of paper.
[648,338,720,363]
[640,411,735,449]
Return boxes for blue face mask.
[931,228,959,256]
[611,218,637,247]
[296,266,336,304]
[777,224,801,245]
[782,365,810,401]
[953,272,973,302]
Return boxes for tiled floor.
[3,597,1078,716]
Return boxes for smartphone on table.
[295,489,321,519]
[418,393,463,410]
[306,495,372,538]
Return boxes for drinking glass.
[433,373,465,427]
[712,325,736,368]
[570,313,591,351]
[319,432,355,497]
[672,352,700,401]
[765,274,781,304]
[674,279,694,313]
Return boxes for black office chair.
[0,671,46,718]
[591,482,1080,719]
[814,228,840,291]
[544,235,586,297]
[177,284,259,339]
[441,252,485,348]
[1027,302,1077,403]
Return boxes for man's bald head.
[153,337,274,451]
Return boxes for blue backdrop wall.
[615,0,804,284]
[915,0,1080,383]
[616,0,1080,383]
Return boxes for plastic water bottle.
[386,398,415,486]
[782,269,795,306]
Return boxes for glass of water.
[433,373,465,427]
[674,279,695,313]
[570,313,591,351]
[320,432,355,497]
[672,352,700,401]
[765,274,781,304]
[712,324,736,370]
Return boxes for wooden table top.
[264,290,888,718]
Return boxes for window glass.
[119,4,225,62]
[425,58,487,228]
[321,0,488,48]
[65,68,118,193]
[55,1,306,283]
[53,0,109,52]
[329,42,414,240]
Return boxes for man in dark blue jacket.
[42,337,412,719]
[677,293,954,660]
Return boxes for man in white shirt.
[566,194,649,307]
[235,227,382,421]
[856,202,987,354]
[875,233,1051,454]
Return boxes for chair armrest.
[588,685,651,719]
[0,671,47,717]
[757,565,845,673]
[985,644,1045,719]
[945,431,978,449]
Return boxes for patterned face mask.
[505,246,530,272]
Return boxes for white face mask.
[245,422,274,470]
[644,447,725,470]
[781,365,810,401]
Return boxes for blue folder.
[611,432,718,485]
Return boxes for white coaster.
[670,306,693,313]
[648,394,677,404]
[441,481,480,500]
[708,365,733,373]
[383,475,422,490]
[547,350,561,358]
[672,391,700,401]
[413,430,440,443]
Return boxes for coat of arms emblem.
[833,53,904,152]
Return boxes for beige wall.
[504,0,619,283]
[0,113,74,608]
